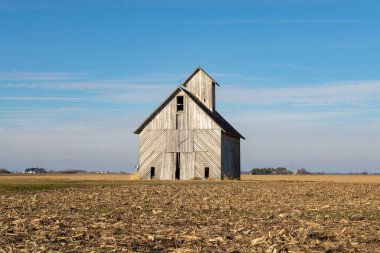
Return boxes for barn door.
[161,152,176,180]
[180,153,195,179]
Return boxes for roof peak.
[182,66,220,87]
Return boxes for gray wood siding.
[180,153,195,179]
[186,70,215,111]
[139,90,222,180]
[144,90,219,131]
[161,152,176,180]
[144,98,176,130]
[165,130,193,153]
[221,133,240,179]
[138,130,166,179]
[136,68,242,180]
[194,129,221,179]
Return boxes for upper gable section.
[140,89,221,132]
[183,67,218,112]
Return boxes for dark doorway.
[175,152,180,179]
[150,167,155,179]
[204,167,209,179]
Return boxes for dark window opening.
[177,96,184,111]
[150,167,155,179]
[204,167,209,179]
[175,152,180,179]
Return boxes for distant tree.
[275,167,291,174]
[250,167,292,175]
[361,171,369,175]
[0,168,11,174]
[296,168,311,175]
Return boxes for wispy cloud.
[226,110,374,125]
[251,63,320,71]
[0,71,87,81]
[0,81,170,90]
[0,107,85,113]
[0,97,83,101]
[0,72,184,90]
[219,80,380,106]
[178,19,376,25]
[211,72,280,82]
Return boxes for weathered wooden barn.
[134,67,245,180]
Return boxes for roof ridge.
[179,87,245,139]
[182,66,220,87]
[134,81,244,139]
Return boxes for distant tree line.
[0,168,11,174]
[51,169,87,174]
[250,167,293,175]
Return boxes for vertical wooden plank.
[166,130,178,152]
[185,69,215,111]
[161,152,176,180]
[221,133,241,179]
[145,95,177,130]
[178,130,193,152]
[180,152,194,179]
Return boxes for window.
[204,167,209,179]
[150,167,155,179]
[177,96,184,111]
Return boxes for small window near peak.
[177,96,184,111]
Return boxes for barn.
[134,67,245,180]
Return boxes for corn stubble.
[0,180,379,252]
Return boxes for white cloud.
[0,107,84,113]
[179,18,376,25]
[219,80,380,106]
[0,97,83,101]
[0,72,183,90]
[0,71,87,81]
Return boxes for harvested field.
[241,174,380,183]
[0,175,379,252]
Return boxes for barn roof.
[182,66,220,87]
[134,86,245,139]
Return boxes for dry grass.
[0,174,379,252]
[241,174,380,183]
[2,173,380,184]
[0,173,140,182]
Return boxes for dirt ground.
[0,175,379,252]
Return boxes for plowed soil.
[0,175,379,252]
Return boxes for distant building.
[24,167,47,174]
[134,67,245,180]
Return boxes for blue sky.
[0,0,379,172]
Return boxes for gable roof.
[182,66,220,87]
[134,87,182,134]
[181,87,245,139]
[134,86,245,139]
